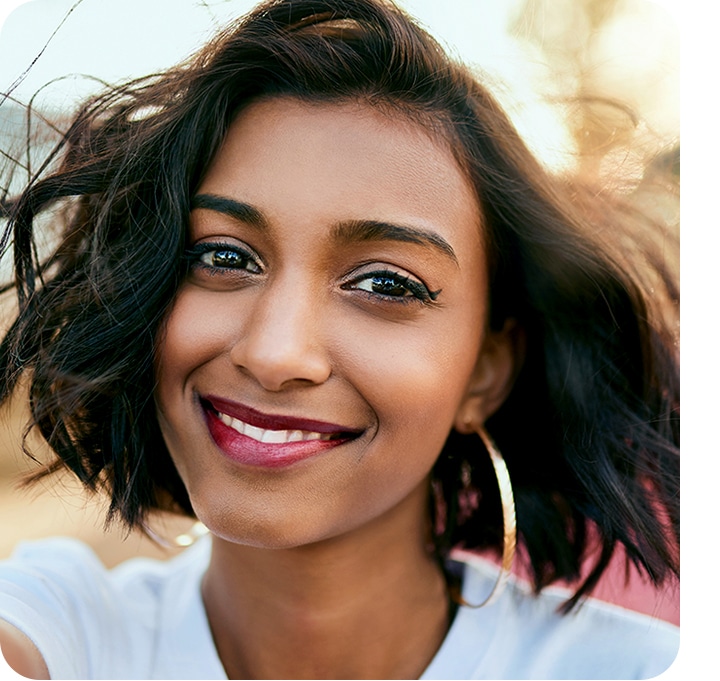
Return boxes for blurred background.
[0,0,679,622]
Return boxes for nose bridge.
[230,271,331,390]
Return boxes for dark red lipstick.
[201,395,361,468]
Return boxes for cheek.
[339,307,484,458]
[320,318,483,537]
[155,287,230,392]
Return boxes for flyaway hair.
[0,0,678,611]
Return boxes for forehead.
[200,97,483,256]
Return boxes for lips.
[201,395,362,468]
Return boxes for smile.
[201,395,361,468]
[215,411,338,443]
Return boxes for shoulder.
[423,551,679,680]
[0,537,111,627]
[0,537,113,678]
[0,535,181,615]
[0,536,214,679]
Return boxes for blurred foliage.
[512,0,679,196]
[509,0,679,344]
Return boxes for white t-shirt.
[0,536,679,679]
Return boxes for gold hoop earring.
[458,424,517,608]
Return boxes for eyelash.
[342,269,441,305]
[185,243,440,306]
[184,242,262,274]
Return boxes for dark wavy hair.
[0,0,678,610]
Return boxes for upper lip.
[202,395,362,435]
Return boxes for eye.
[185,241,262,274]
[342,268,440,304]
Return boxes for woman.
[0,0,679,678]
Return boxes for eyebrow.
[191,193,267,230]
[191,193,458,265]
[333,219,458,266]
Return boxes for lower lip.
[204,408,351,468]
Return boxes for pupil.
[213,250,239,267]
[372,276,405,296]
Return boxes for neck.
[201,491,451,679]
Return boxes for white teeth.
[217,412,336,444]
[261,429,288,444]
[244,424,265,441]
[219,412,235,428]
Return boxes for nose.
[228,277,332,391]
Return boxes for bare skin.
[0,619,50,679]
[202,482,449,680]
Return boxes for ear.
[454,319,525,434]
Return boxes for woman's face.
[155,97,501,549]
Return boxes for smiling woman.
[157,98,492,552]
[0,0,679,679]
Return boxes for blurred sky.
[0,0,680,172]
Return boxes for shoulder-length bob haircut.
[0,0,678,609]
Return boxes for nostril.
[228,333,332,390]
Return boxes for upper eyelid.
[185,241,264,268]
[343,263,430,288]
[188,239,260,256]
[347,272,423,296]
[186,245,439,298]
[343,267,441,303]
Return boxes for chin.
[188,493,351,551]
